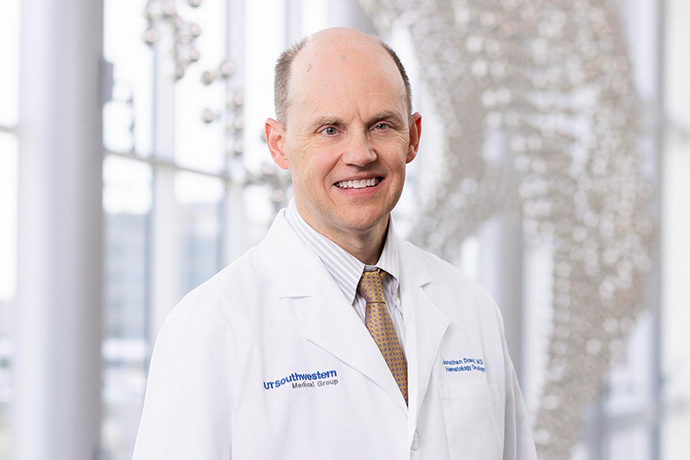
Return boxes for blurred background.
[0,0,688,459]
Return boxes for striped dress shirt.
[285,199,406,353]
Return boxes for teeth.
[336,178,380,189]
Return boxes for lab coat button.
[411,431,420,451]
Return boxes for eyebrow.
[306,111,405,132]
[307,117,341,132]
[368,111,405,127]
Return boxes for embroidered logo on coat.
[263,369,339,390]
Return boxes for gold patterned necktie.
[357,269,408,405]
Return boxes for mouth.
[334,177,382,190]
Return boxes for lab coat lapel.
[304,289,409,414]
[258,211,408,414]
[399,242,450,436]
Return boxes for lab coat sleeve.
[502,355,538,460]
[495,303,538,460]
[133,301,235,460]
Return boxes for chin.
[340,211,389,234]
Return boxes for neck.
[330,221,389,265]
[296,205,389,265]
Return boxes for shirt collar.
[285,198,400,304]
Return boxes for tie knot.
[357,269,387,304]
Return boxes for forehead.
[286,36,407,123]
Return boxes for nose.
[342,130,376,167]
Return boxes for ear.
[265,118,290,170]
[406,112,422,164]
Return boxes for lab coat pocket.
[439,381,502,460]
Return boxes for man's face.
[266,30,422,245]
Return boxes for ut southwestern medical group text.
[264,370,339,390]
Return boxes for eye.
[321,126,338,136]
[374,122,391,131]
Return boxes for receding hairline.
[273,31,413,126]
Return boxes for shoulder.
[162,245,269,337]
[399,240,503,326]
[401,240,496,304]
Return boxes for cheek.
[291,153,335,187]
[307,153,338,181]
[374,137,410,160]
[380,150,409,174]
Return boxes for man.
[133,27,537,459]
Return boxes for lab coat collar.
[257,209,321,298]
[285,198,401,306]
[258,211,409,412]
[258,210,450,419]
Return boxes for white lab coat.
[133,210,537,459]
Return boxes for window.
[0,0,19,456]
[1,1,687,459]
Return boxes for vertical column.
[14,0,104,459]
[148,20,180,343]
[650,0,666,456]
[479,129,525,380]
[224,0,247,266]
[285,0,302,44]
[480,218,524,379]
[327,0,376,33]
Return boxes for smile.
[334,177,382,189]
